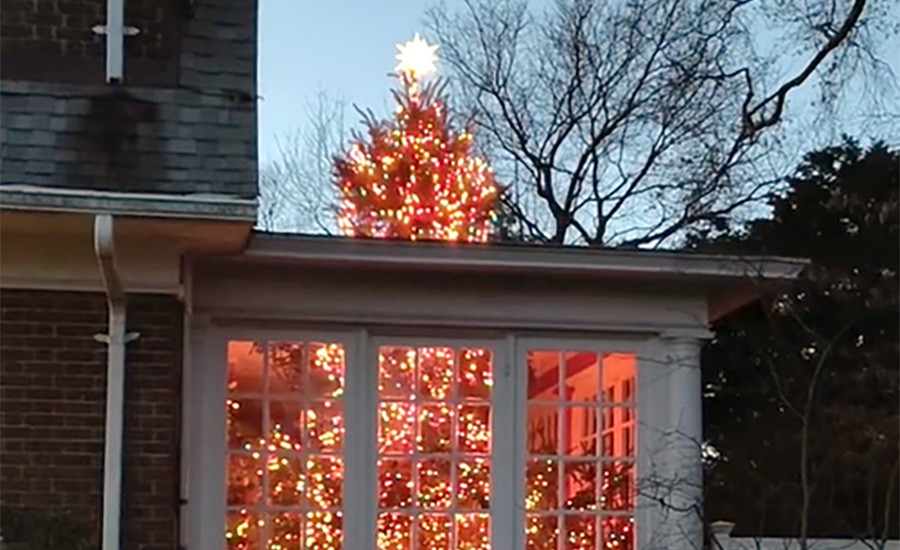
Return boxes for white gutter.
[93,214,139,550]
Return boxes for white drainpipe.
[93,214,139,550]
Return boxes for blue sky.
[257,1,440,164]
[257,1,899,167]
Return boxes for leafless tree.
[426,0,896,246]
[257,91,347,233]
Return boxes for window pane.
[528,351,560,401]
[268,342,304,394]
[563,461,597,511]
[418,404,453,453]
[566,407,597,457]
[528,405,559,455]
[418,347,455,399]
[307,456,343,508]
[378,513,412,550]
[525,459,559,510]
[379,459,413,509]
[228,341,263,393]
[455,514,490,550]
[269,400,303,450]
[307,400,344,453]
[270,512,302,550]
[564,515,597,550]
[226,509,260,550]
[268,455,303,506]
[227,398,263,450]
[418,459,452,509]
[457,405,490,454]
[227,454,261,506]
[601,462,635,512]
[379,402,415,454]
[601,353,636,405]
[457,458,491,510]
[565,351,598,402]
[306,511,343,550]
[309,342,345,399]
[526,515,558,550]
[418,514,452,550]
[458,348,492,399]
[601,516,635,550]
[380,346,416,399]
[600,408,636,458]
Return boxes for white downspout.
[90,0,139,83]
[94,214,139,550]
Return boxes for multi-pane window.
[376,346,493,550]
[225,341,346,550]
[525,350,636,550]
[221,338,636,550]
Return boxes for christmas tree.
[334,34,499,243]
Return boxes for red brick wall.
[0,289,182,550]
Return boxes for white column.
[657,332,707,549]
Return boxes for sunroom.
[182,234,804,550]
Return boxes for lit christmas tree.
[334,33,499,242]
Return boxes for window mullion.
[345,329,374,550]
[491,334,519,550]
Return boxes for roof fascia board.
[244,235,808,282]
[0,185,257,221]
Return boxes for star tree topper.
[395,33,439,80]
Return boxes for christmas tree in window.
[334,34,500,243]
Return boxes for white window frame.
[512,336,651,550]
[186,327,650,550]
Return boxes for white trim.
[344,328,369,550]
[514,336,651,550]
[0,184,257,221]
[198,308,707,338]
[242,234,807,282]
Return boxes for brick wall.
[0,0,181,86]
[0,289,183,550]
[0,0,258,199]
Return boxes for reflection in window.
[377,346,493,550]
[526,350,636,550]
[225,340,346,550]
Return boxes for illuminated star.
[395,33,438,78]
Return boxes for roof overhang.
[1,186,255,293]
[0,184,257,221]
[210,233,808,321]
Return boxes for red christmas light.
[334,36,499,243]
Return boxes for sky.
[257,1,899,166]
[257,1,443,165]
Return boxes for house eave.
[243,232,808,283]
[0,184,257,221]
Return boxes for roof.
[240,231,808,284]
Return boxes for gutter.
[93,214,139,550]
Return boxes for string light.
[226,342,635,549]
[335,35,500,243]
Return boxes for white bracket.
[94,332,142,345]
[91,25,141,36]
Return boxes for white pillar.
[657,332,707,549]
